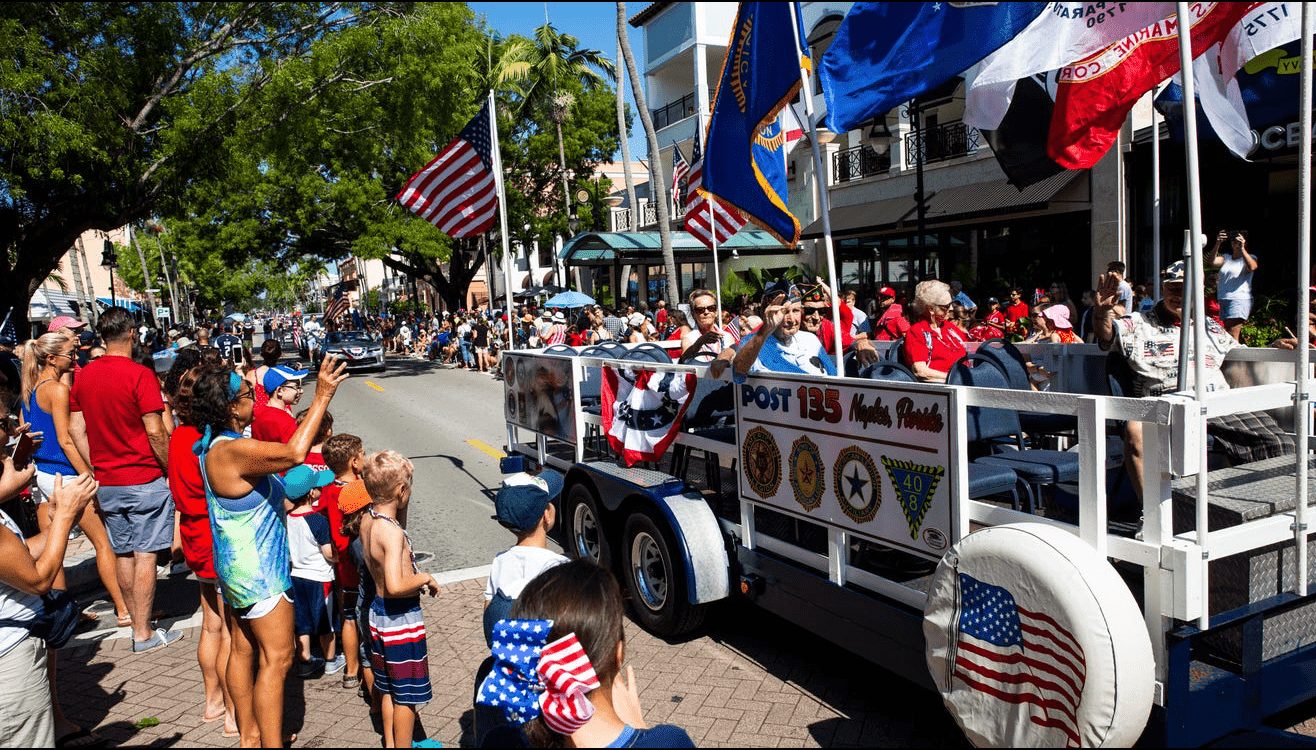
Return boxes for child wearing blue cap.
[483,469,568,645]
[284,463,342,678]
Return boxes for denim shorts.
[1220,297,1251,321]
[97,477,175,555]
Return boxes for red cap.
[879,286,897,298]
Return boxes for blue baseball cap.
[282,464,335,501]
[263,365,308,395]
[493,470,564,533]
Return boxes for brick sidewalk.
[56,576,967,748]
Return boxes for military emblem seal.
[742,427,782,499]
[881,457,945,539]
[832,446,881,524]
[788,436,824,512]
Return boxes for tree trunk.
[76,239,99,326]
[618,2,676,302]
[129,225,159,328]
[68,239,91,326]
[616,27,637,233]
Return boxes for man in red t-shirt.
[872,287,911,342]
[1005,287,1031,334]
[69,307,182,653]
[251,365,306,443]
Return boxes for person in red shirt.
[295,409,334,473]
[872,287,911,342]
[319,433,366,690]
[901,280,969,382]
[1005,287,1031,334]
[251,365,306,443]
[69,307,182,653]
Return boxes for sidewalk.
[55,572,967,748]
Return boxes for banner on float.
[502,352,576,444]
[735,373,955,559]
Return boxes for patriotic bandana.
[475,618,602,735]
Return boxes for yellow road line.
[466,439,506,460]
[365,381,385,392]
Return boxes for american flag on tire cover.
[601,365,698,467]
[396,100,498,237]
[683,137,745,249]
[953,573,1086,748]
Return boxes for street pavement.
[51,349,1316,746]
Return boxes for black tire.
[621,511,706,637]
[564,484,611,568]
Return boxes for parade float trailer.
[501,340,1316,747]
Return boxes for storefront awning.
[28,289,86,321]
[561,229,793,266]
[800,170,1086,240]
[97,297,144,312]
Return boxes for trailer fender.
[653,492,731,606]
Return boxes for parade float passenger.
[900,280,968,383]
[871,286,910,342]
[681,289,739,377]
[1095,261,1293,498]
[731,284,835,378]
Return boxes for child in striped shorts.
[360,451,440,748]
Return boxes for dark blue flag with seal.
[702,2,809,247]
[820,2,1046,134]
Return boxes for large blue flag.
[821,2,1046,133]
[703,2,809,247]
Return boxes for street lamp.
[101,238,118,309]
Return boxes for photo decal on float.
[736,373,954,559]
[502,352,576,443]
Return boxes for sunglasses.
[235,388,256,402]
[692,305,717,314]
[803,306,833,318]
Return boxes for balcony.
[904,120,982,169]
[651,92,697,131]
[608,199,687,232]
[832,144,891,183]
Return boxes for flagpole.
[1175,0,1210,629]
[704,130,724,337]
[488,88,516,351]
[1151,83,1162,302]
[1292,2,1313,599]
[788,1,844,376]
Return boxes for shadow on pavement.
[407,454,498,498]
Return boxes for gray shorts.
[98,477,175,555]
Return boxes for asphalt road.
[302,355,541,572]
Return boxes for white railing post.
[1078,397,1108,556]
[1294,2,1314,598]
[1141,420,1174,681]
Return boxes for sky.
[467,1,651,162]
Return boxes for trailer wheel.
[622,511,705,637]
[565,483,610,568]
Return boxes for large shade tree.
[0,2,395,335]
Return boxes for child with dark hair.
[320,433,366,690]
[479,559,694,748]
[295,408,334,472]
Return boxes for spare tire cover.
[924,523,1153,748]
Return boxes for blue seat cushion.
[977,450,1080,483]
[968,462,1018,498]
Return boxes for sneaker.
[168,561,191,577]
[297,658,325,679]
[324,653,347,675]
[132,628,184,654]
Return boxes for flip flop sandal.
[342,674,361,689]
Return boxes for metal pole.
[1176,1,1211,629]
[1152,84,1162,301]
[489,89,517,351]
[788,2,844,376]
[912,101,927,286]
[1294,3,1313,597]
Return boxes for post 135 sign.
[736,373,953,559]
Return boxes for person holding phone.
[1212,228,1258,341]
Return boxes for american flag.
[671,143,690,209]
[953,574,1086,748]
[684,137,746,249]
[396,99,498,237]
[323,289,349,325]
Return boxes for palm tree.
[617,2,675,299]
[615,30,637,232]
[475,32,533,96]
[522,23,617,227]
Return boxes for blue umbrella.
[224,312,248,322]
[543,290,595,308]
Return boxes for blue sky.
[467,2,650,160]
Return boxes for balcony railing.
[651,92,697,130]
[610,199,687,231]
[904,120,982,169]
[832,144,891,183]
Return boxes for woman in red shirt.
[167,358,237,735]
[902,280,969,382]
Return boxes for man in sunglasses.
[251,365,308,444]
[798,282,879,366]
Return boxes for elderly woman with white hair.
[901,280,969,383]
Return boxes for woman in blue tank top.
[19,331,129,626]
[187,355,348,748]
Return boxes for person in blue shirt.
[483,559,696,748]
[949,280,976,318]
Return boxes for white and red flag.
[601,365,698,467]
[1047,2,1256,169]
[683,137,746,249]
[396,100,498,237]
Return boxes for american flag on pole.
[323,288,349,325]
[683,137,746,249]
[953,573,1086,748]
[671,143,691,209]
[396,100,498,237]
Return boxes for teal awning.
[560,229,793,266]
